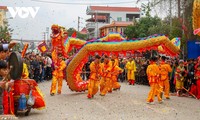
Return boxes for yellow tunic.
[22,63,29,79]
[125,60,136,80]
[146,63,160,83]
[159,61,172,98]
[88,62,102,97]
[50,60,66,94]
[111,65,123,89]
[114,59,119,67]
[159,62,172,81]
[89,62,102,80]
[52,60,66,78]
[100,61,112,95]
[175,66,185,90]
[146,63,162,102]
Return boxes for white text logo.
[7,7,40,19]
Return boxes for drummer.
[0,42,16,115]
[0,60,14,115]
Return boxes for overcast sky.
[1,0,150,41]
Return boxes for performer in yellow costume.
[175,60,186,96]
[21,63,29,79]
[126,57,136,85]
[100,55,112,96]
[50,53,66,96]
[111,54,119,66]
[110,59,123,90]
[159,56,172,99]
[87,55,102,99]
[146,57,162,104]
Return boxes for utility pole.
[78,16,80,31]
[96,11,99,38]
[169,0,172,33]
[46,27,49,47]
[42,32,46,41]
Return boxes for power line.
[31,0,137,5]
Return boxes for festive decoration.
[21,43,29,58]
[63,32,180,92]
[37,41,48,53]
[193,0,200,36]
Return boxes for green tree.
[124,16,162,38]
[67,28,87,40]
[124,25,137,39]
[148,24,170,36]
[141,2,152,18]
[0,26,13,43]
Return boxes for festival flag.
[21,43,29,58]
[71,31,77,38]
[38,41,48,53]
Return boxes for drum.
[8,52,23,80]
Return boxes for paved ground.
[18,80,200,120]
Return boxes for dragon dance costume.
[110,59,123,90]
[87,61,102,98]
[159,60,172,99]
[126,60,136,85]
[50,57,66,95]
[100,60,112,96]
[146,61,162,103]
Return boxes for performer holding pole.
[146,57,162,104]
[100,55,112,96]
[110,59,123,91]
[87,55,102,99]
[50,53,66,96]
[159,56,172,99]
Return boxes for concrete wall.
[110,12,126,21]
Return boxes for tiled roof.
[0,6,8,10]
[80,27,88,34]
[90,6,140,12]
[100,21,133,29]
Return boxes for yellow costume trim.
[193,0,200,36]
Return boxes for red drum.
[13,79,45,109]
